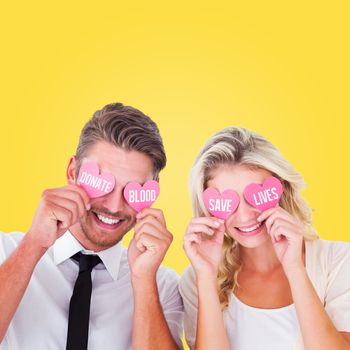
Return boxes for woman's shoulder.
[180,265,196,287]
[310,239,350,330]
[307,238,350,255]
[179,265,198,301]
[306,238,350,271]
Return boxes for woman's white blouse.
[225,294,299,350]
[179,239,350,350]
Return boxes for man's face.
[68,141,155,251]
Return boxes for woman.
[180,127,350,350]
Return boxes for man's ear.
[66,156,77,185]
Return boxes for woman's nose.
[234,197,260,224]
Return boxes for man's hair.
[75,102,166,178]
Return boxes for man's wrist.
[131,275,159,299]
[23,233,48,260]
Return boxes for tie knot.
[71,252,102,273]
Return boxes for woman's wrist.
[284,262,307,283]
[196,274,218,291]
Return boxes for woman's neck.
[239,239,306,274]
[239,239,282,274]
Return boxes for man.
[0,103,184,349]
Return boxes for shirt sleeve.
[158,267,185,350]
[324,241,350,332]
[0,334,11,350]
[0,231,23,264]
[0,232,24,349]
[0,232,6,264]
[179,266,198,350]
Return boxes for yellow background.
[1,1,349,347]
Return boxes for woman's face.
[206,163,273,248]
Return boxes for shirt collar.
[53,230,123,281]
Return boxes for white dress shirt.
[0,231,184,350]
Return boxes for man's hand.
[127,208,173,281]
[27,184,90,250]
[128,208,180,350]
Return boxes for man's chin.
[83,227,123,248]
[82,218,135,250]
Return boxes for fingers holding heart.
[49,191,88,222]
[263,207,304,243]
[183,217,226,278]
[135,214,172,241]
[269,219,300,243]
[187,223,215,236]
[134,215,164,235]
[186,217,223,235]
[134,232,168,255]
[65,184,91,208]
[41,186,90,229]
[135,232,162,254]
[134,221,171,242]
[136,207,166,227]
[183,232,202,255]
[184,217,225,256]
[46,196,81,227]
[45,201,76,231]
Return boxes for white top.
[225,294,299,350]
[179,239,350,350]
[0,231,184,350]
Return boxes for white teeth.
[238,222,262,233]
[97,214,120,225]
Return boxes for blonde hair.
[190,127,318,309]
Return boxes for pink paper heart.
[77,162,115,198]
[123,180,160,212]
[203,188,240,220]
[243,176,283,211]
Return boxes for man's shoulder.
[0,231,25,259]
[0,231,25,263]
[0,231,25,241]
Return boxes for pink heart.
[203,188,240,220]
[243,176,283,211]
[77,162,115,198]
[123,180,160,212]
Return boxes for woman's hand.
[257,206,305,275]
[183,217,225,279]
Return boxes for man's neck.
[68,223,105,252]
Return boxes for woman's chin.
[230,229,270,249]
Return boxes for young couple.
[0,102,349,350]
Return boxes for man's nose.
[100,186,126,213]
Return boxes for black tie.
[66,252,102,350]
